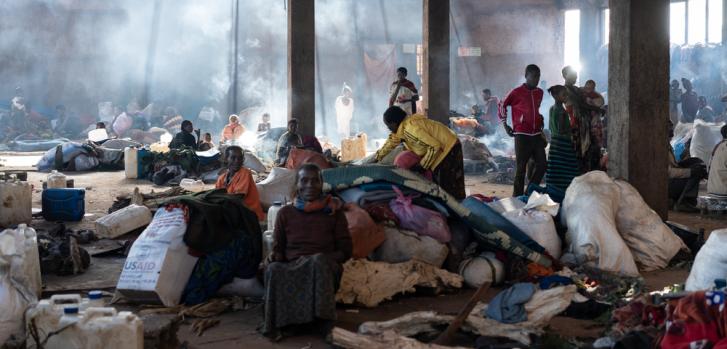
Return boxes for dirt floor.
[2,154,726,348]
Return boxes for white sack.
[244,151,266,173]
[116,207,198,306]
[614,180,686,271]
[523,191,559,216]
[503,210,561,259]
[487,197,526,214]
[672,122,694,143]
[686,229,727,291]
[689,120,725,167]
[370,227,449,268]
[256,167,296,210]
[459,252,505,288]
[561,171,639,276]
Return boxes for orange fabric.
[284,147,332,170]
[526,263,554,278]
[343,203,386,259]
[215,167,266,221]
[453,118,479,128]
[221,123,245,141]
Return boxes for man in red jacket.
[499,64,546,196]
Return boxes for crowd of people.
[670,78,727,124]
[489,64,608,202]
[0,87,284,150]
[10,62,727,342]
[455,63,727,212]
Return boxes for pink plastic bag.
[389,186,451,243]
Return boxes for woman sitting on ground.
[275,118,303,166]
[373,106,466,200]
[215,146,266,221]
[221,114,245,143]
[181,145,266,304]
[262,163,352,340]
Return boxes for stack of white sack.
[561,171,686,276]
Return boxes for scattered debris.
[190,318,220,337]
[335,259,463,308]
[138,298,238,319]
[355,285,577,346]
[459,135,492,161]
[180,298,233,319]
[333,328,469,349]
[37,233,90,276]
[109,186,188,213]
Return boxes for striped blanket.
[322,166,552,267]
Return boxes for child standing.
[257,113,271,133]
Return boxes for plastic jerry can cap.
[64,306,79,314]
[88,290,102,299]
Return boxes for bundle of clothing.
[322,166,552,268]
[144,146,211,185]
[160,189,263,305]
[35,141,125,172]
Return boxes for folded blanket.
[322,165,551,267]
[339,187,412,207]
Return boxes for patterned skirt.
[545,135,581,193]
[262,254,341,335]
[432,140,466,200]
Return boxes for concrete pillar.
[423,0,450,124]
[722,0,727,96]
[579,4,600,84]
[607,0,670,219]
[723,0,727,48]
[288,0,315,137]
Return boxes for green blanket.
[161,189,262,261]
[321,166,551,267]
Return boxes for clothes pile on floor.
[319,166,555,287]
[588,237,727,348]
[35,141,125,172]
[322,168,701,347]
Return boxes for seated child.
[257,113,271,133]
[198,132,215,151]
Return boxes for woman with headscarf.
[275,118,303,166]
[221,114,245,143]
[373,106,465,200]
[544,85,580,193]
[181,145,266,304]
[262,163,352,340]
[169,120,199,150]
[562,66,604,172]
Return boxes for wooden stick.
[432,282,491,346]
